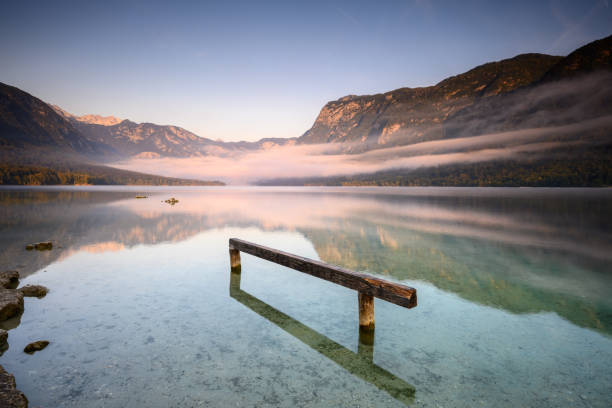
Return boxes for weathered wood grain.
[358,292,375,329]
[229,248,241,268]
[229,238,417,309]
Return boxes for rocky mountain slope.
[297,53,563,149]
[297,35,612,153]
[0,84,223,185]
[0,83,113,163]
[51,105,122,126]
[261,35,612,186]
[442,35,612,140]
[65,117,221,159]
[539,34,612,82]
[52,106,294,160]
[1,79,292,167]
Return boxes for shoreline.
[1,271,49,408]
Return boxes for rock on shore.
[0,365,28,407]
[0,271,25,322]
[0,271,19,290]
[17,285,48,298]
[0,289,24,322]
[0,270,50,406]
[0,329,7,355]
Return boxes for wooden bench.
[229,238,417,330]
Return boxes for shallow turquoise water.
[0,186,611,407]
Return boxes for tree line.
[0,165,224,186]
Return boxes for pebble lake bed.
[0,186,611,407]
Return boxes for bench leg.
[358,292,375,330]
[229,248,241,272]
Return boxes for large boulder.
[0,364,28,407]
[0,289,24,322]
[0,271,19,290]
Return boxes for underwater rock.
[164,197,179,205]
[0,289,24,322]
[0,364,28,407]
[25,242,53,251]
[24,340,49,354]
[18,285,48,298]
[0,271,19,289]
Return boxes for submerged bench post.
[229,245,241,271]
[358,292,375,330]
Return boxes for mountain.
[51,105,295,160]
[11,83,289,164]
[51,104,224,158]
[539,34,612,82]
[436,36,612,141]
[296,34,612,153]
[64,117,223,159]
[51,105,123,126]
[52,52,567,160]
[0,82,113,163]
[260,35,612,186]
[0,83,223,185]
[47,35,611,164]
[297,53,563,149]
[2,34,611,186]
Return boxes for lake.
[0,186,611,407]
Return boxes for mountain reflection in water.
[1,186,611,336]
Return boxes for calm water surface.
[0,186,611,407]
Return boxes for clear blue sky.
[1,0,611,142]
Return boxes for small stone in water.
[18,285,49,298]
[24,340,49,354]
[164,197,179,205]
[25,242,53,251]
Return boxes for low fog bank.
[113,72,612,184]
[113,118,610,184]
[445,71,612,139]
